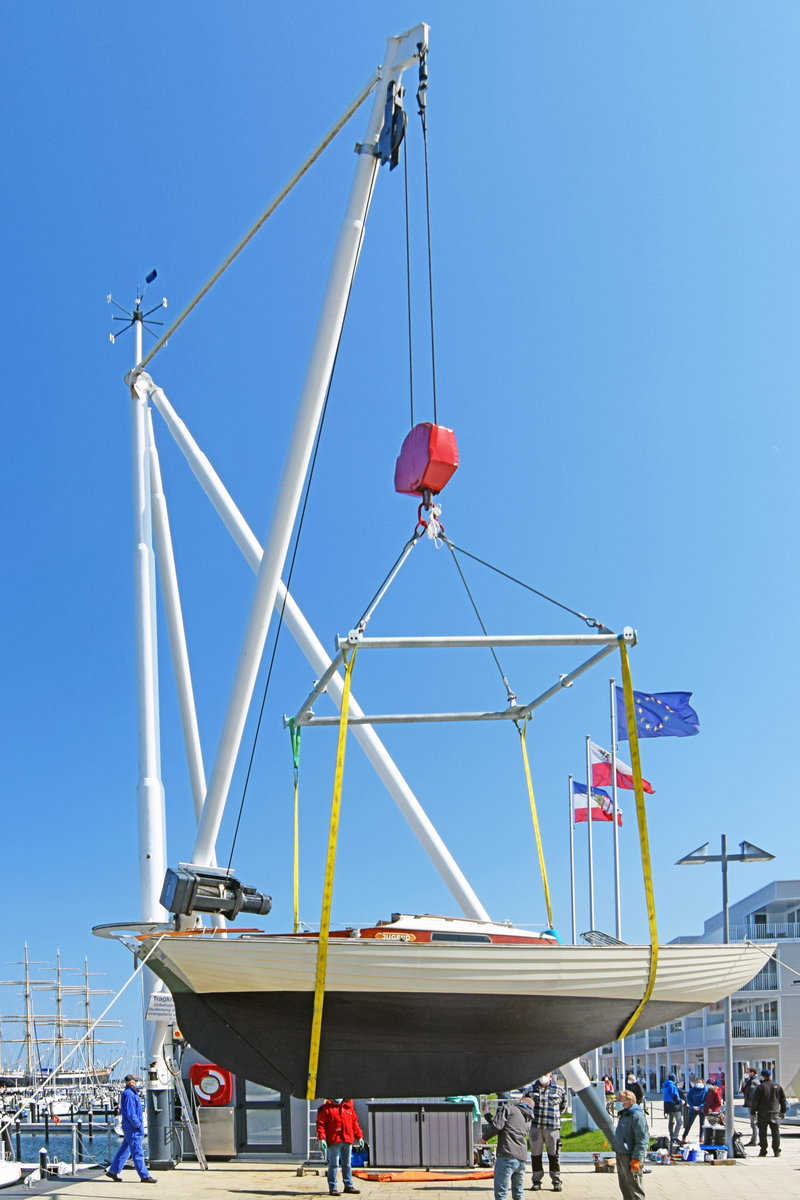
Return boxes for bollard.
[77,1120,84,1163]
[44,1111,49,1141]
[39,1149,48,1179]
[15,1121,21,1163]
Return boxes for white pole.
[609,678,625,1090]
[130,322,167,924]
[585,735,595,931]
[148,412,207,822]
[568,775,576,944]
[191,26,429,869]
[609,681,621,937]
[142,378,488,921]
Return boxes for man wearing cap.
[750,1069,786,1157]
[483,1092,535,1200]
[106,1075,157,1183]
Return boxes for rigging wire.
[444,538,608,630]
[416,43,439,424]
[445,540,517,705]
[135,72,379,374]
[225,168,380,872]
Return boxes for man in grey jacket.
[483,1093,535,1200]
[612,1090,648,1200]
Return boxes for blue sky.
[3,2,799,1067]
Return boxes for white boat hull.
[146,935,769,1097]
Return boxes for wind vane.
[107,269,167,345]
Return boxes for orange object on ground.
[353,1170,494,1182]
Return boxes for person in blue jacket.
[681,1078,708,1141]
[661,1075,683,1144]
[106,1075,157,1183]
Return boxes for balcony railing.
[739,971,779,992]
[731,1018,780,1039]
[732,922,800,940]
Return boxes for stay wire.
[225,168,380,872]
[445,540,517,706]
[403,139,415,428]
[444,539,609,631]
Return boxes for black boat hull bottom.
[173,989,698,1097]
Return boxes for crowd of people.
[309,1067,789,1200]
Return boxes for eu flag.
[615,688,699,739]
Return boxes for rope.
[444,539,608,630]
[616,641,659,1039]
[518,718,553,929]
[306,646,358,1100]
[134,72,379,374]
[289,719,301,934]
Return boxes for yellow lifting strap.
[518,717,554,930]
[616,640,659,1040]
[306,646,358,1101]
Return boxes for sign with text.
[145,991,176,1022]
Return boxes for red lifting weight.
[394,422,459,497]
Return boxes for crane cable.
[306,646,358,1101]
[616,639,659,1039]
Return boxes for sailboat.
[95,23,769,1102]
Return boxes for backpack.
[731,1131,747,1159]
[650,1136,670,1152]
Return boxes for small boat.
[135,914,767,1096]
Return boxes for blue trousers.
[327,1141,353,1192]
[109,1127,149,1178]
[493,1154,526,1200]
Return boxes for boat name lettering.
[374,932,416,941]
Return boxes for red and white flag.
[590,741,655,794]
[572,783,622,825]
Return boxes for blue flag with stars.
[615,688,700,739]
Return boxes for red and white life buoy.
[188,1063,233,1106]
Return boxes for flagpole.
[568,775,576,944]
[585,735,595,931]
[609,680,621,938]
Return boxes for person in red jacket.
[316,1099,364,1196]
[702,1083,722,1127]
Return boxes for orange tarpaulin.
[353,1170,494,1183]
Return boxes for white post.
[585,736,595,931]
[130,321,167,923]
[143,378,488,920]
[568,775,576,944]
[147,413,207,822]
[192,26,429,868]
[609,679,625,1089]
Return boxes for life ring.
[52,1115,60,1125]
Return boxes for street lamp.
[677,836,775,1154]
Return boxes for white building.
[596,880,800,1098]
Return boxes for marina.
[5,1,800,1190]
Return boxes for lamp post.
[676,836,774,1154]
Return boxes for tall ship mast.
[0,945,124,1088]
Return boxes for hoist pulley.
[394,421,458,497]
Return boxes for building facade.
[594,880,800,1099]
